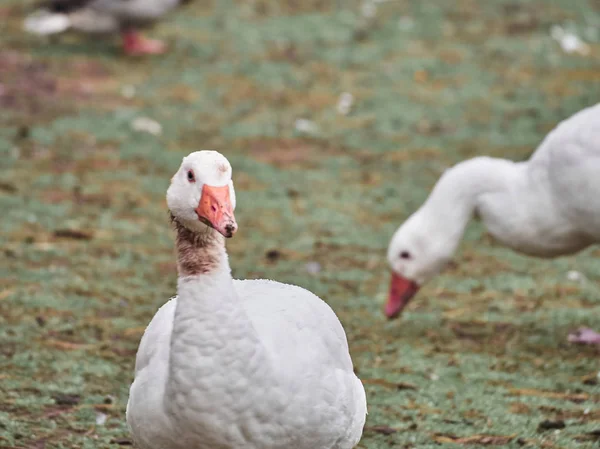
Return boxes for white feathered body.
[126,279,367,449]
[473,103,600,257]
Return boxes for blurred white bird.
[23,0,192,55]
[385,103,600,345]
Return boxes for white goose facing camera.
[127,150,367,449]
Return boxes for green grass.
[1,0,600,448]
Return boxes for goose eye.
[399,251,411,260]
[187,170,195,182]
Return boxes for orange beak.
[195,184,237,238]
[384,272,419,319]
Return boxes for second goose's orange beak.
[385,272,419,319]
[195,184,237,238]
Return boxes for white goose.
[126,151,367,449]
[385,103,600,344]
[23,0,191,55]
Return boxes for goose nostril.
[224,223,237,237]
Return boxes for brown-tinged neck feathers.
[171,213,226,277]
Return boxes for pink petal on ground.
[568,328,600,345]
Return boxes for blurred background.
[1,0,599,448]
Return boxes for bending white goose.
[126,151,367,449]
[385,103,600,344]
[23,0,191,55]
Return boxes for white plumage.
[385,103,600,343]
[23,0,186,55]
[127,151,367,449]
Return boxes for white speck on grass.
[95,412,107,426]
[294,119,318,135]
[131,117,162,136]
[550,25,590,55]
[566,270,583,282]
[305,261,322,275]
[336,92,354,115]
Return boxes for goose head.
[385,209,457,319]
[167,150,237,238]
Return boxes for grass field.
[1,0,599,448]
